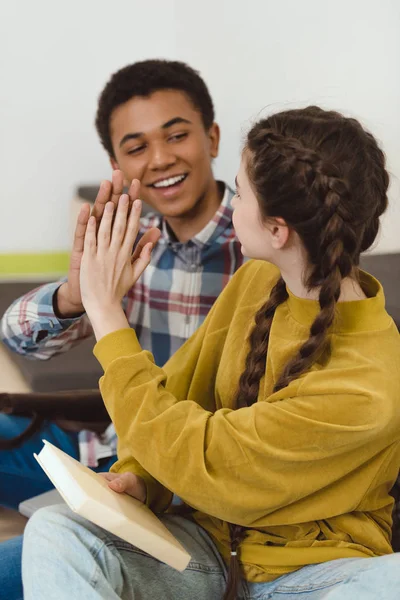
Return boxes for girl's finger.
[83,216,97,254]
[99,472,119,482]
[108,478,125,493]
[122,198,142,258]
[107,472,135,494]
[131,242,153,281]
[97,201,114,250]
[110,194,130,249]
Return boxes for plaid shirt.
[1,183,245,466]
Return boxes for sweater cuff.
[93,328,142,371]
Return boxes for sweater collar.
[286,271,391,333]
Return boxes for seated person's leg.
[0,535,23,600]
[22,505,227,600]
[0,428,116,600]
[0,414,79,509]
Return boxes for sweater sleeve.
[94,327,393,527]
[100,304,220,514]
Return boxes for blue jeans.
[0,414,115,600]
[0,414,80,510]
[22,504,400,600]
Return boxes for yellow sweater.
[94,260,400,582]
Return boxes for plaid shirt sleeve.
[0,218,157,363]
[0,280,93,361]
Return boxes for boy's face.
[109,90,220,218]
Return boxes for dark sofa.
[0,253,398,394]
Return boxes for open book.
[34,440,191,571]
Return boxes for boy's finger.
[110,170,124,207]
[131,228,161,261]
[91,180,113,224]
[72,204,91,253]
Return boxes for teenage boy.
[0,59,243,508]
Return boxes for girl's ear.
[267,217,290,249]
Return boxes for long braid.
[240,127,360,391]
[222,524,248,600]
[223,279,288,600]
[275,169,358,391]
[235,278,288,408]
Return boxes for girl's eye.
[235,190,241,199]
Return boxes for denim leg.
[22,504,241,600]
[323,554,400,600]
[0,414,79,509]
[0,535,23,600]
[247,555,400,600]
[21,499,400,600]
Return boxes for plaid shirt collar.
[160,182,235,249]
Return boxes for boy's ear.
[208,123,220,159]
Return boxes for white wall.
[1,0,399,253]
[175,0,400,254]
[0,0,177,253]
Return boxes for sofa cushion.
[0,281,102,392]
[360,253,400,329]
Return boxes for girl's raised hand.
[80,179,160,317]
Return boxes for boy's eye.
[127,145,146,155]
[168,132,188,142]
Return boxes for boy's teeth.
[153,174,185,188]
